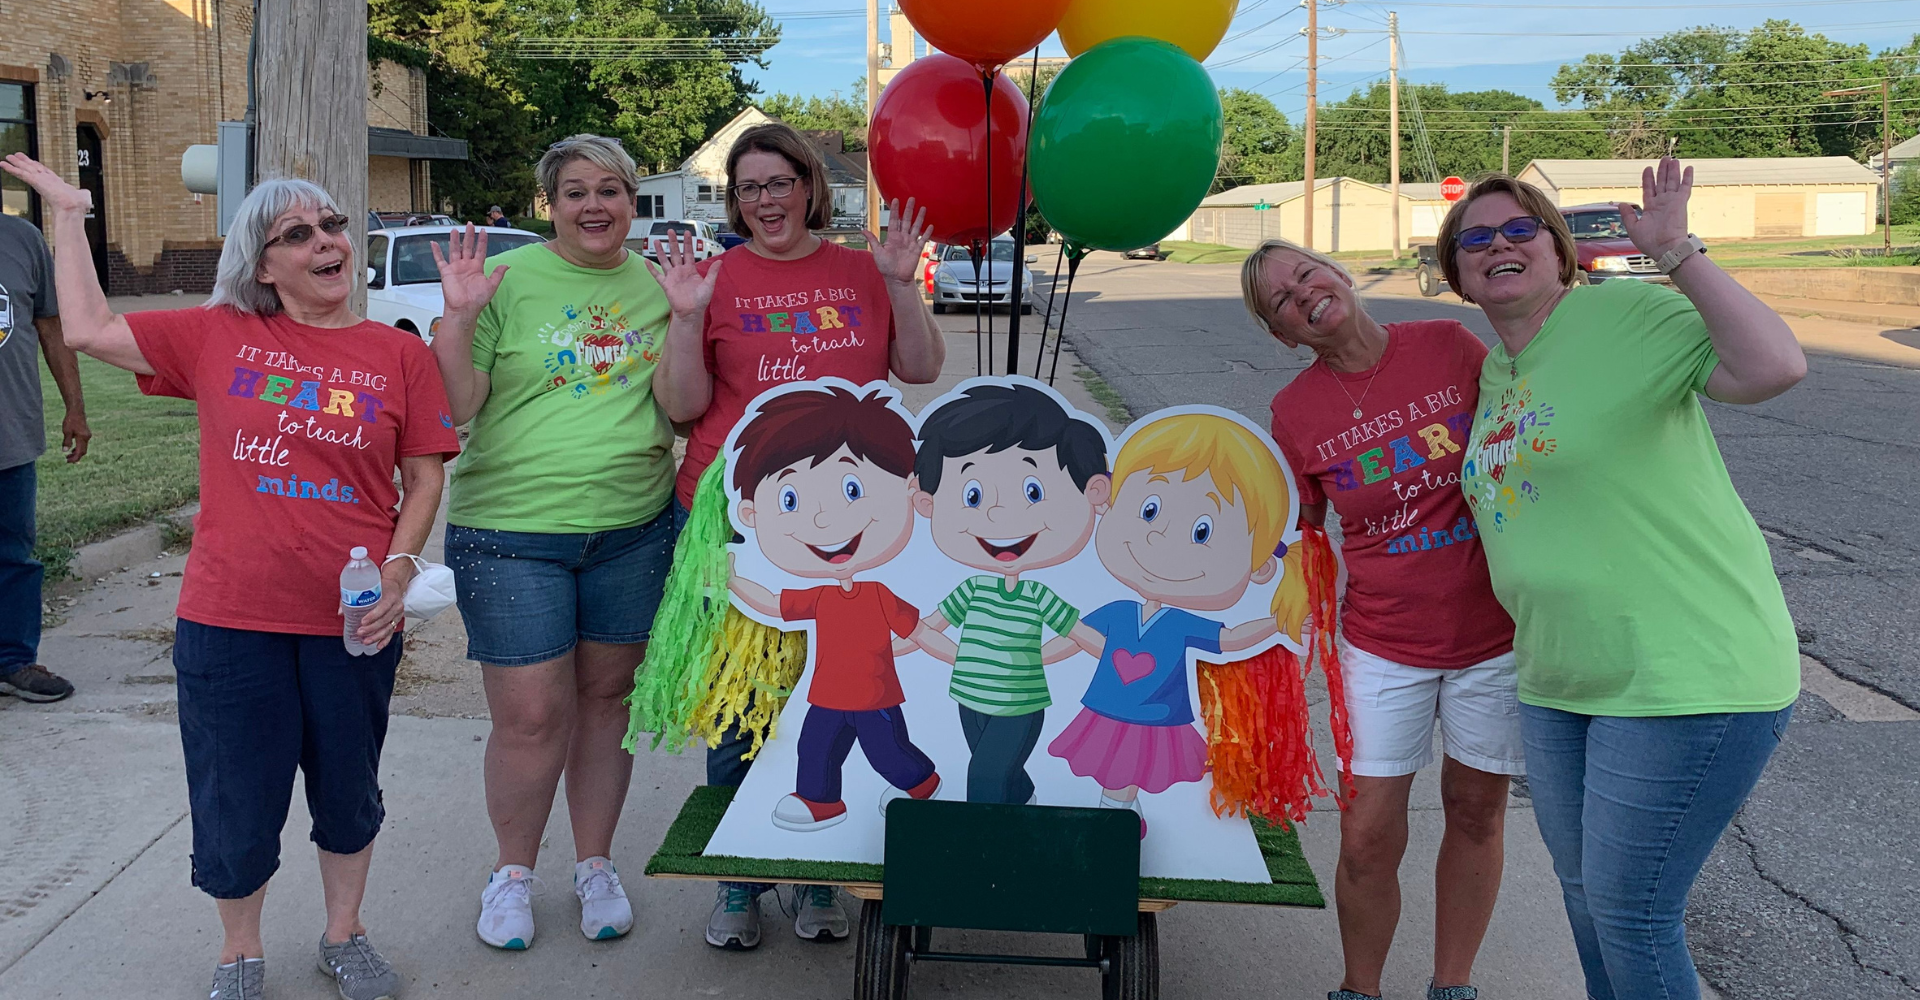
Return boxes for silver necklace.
[1329,365,1380,420]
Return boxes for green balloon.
[1030,37,1223,252]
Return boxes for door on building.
[76,125,108,287]
[1753,192,1806,240]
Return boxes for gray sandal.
[1428,984,1479,1000]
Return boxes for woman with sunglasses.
[1247,238,1519,1000]
[1,155,457,1000]
[650,121,943,950]
[429,134,679,952]
[1439,160,1805,1000]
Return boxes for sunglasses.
[265,214,351,249]
[1454,215,1543,253]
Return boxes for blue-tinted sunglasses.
[1455,215,1543,253]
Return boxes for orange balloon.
[899,0,1072,71]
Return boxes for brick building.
[1,0,461,294]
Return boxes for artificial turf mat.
[646,785,1325,908]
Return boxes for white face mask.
[383,553,458,621]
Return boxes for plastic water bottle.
[341,546,383,656]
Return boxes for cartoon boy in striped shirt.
[909,383,1112,805]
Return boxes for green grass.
[1711,223,1920,269]
[646,784,1325,907]
[1073,367,1133,426]
[1160,241,1248,264]
[34,355,200,581]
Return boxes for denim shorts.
[174,619,400,899]
[445,504,678,666]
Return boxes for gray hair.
[206,178,345,316]
[1239,238,1355,335]
[536,134,640,202]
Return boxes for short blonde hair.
[1239,239,1353,336]
[1436,174,1579,301]
[1111,413,1290,574]
[536,134,640,202]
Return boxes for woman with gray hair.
[1246,237,1518,1000]
[427,134,677,950]
[1,154,459,1000]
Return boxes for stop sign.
[1441,176,1468,201]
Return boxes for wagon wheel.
[1099,912,1160,1000]
[853,899,912,1000]
[1417,262,1443,297]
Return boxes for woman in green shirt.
[1441,160,1806,1000]
[430,135,676,951]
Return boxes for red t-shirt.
[128,307,461,636]
[781,581,920,711]
[675,241,897,507]
[1269,320,1514,669]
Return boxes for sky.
[740,1,1919,125]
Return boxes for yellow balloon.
[1057,0,1238,62]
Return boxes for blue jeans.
[1520,702,1793,1000]
[174,619,402,898]
[0,460,40,677]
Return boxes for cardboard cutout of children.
[708,376,1303,882]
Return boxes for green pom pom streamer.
[624,458,735,753]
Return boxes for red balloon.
[870,54,1030,247]
[899,0,1071,71]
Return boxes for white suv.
[365,225,547,342]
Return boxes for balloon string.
[980,70,996,375]
[1033,243,1066,381]
[971,243,985,376]
[1046,250,1084,388]
[1006,48,1043,376]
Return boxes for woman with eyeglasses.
[2,155,457,1000]
[428,135,678,952]
[1247,237,1519,1000]
[650,120,943,950]
[1440,160,1805,1000]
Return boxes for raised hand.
[647,228,721,320]
[865,198,932,286]
[429,224,509,320]
[1617,156,1693,261]
[0,153,92,215]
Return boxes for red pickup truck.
[1415,203,1674,296]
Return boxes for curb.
[55,503,199,590]
[1761,302,1920,330]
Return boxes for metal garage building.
[1517,157,1882,239]
[1188,178,1404,252]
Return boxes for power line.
[1219,6,1305,48]
[1352,0,1914,8]
[1209,33,1307,69]
[1310,115,1881,132]
[1377,18,1920,36]
[1327,93,1920,115]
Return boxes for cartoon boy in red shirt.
[727,384,948,832]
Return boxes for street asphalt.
[1049,250,1920,1000]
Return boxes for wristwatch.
[1656,234,1706,275]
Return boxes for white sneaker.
[574,857,633,941]
[791,884,851,942]
[1099,793,1147,839]
[477,864,542,950]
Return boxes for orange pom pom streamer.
[1198,524,1352,823]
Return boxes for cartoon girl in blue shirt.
[1046,412,1306,836]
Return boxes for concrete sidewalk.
[1,322,1589,999]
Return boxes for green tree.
[1890,164,1920,225]
[1551,21,1917,161]
[1218,88,1292,189]
[763,81,869,149]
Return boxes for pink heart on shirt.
[1112,649,1156,685]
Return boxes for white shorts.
[1339,640,1526,778]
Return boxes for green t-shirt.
[939,576,1080,717]
[449,244,674,532]
[1459,279,1798,716]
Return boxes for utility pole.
[1303,0,1318,249]
[866,0,882,237]
[256,0,368,311]
[1388,11,1400,257]
[1824,80,1892,254]
[1502,124,1511,175]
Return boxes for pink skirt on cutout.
[1047,708,1209,794]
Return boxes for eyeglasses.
[732,177,799,204]
[265,214,351,249]
[1454,215,1544,253]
